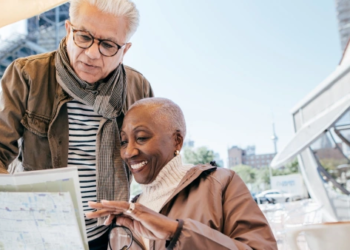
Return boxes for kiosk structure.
[272,43,350,221]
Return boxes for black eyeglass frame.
[108,217,134,250]
[68,21,126,57]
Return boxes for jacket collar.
[130,164,217,250]
[160,164,217,211]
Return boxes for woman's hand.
[86,200,178,241]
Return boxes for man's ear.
[120,43,132,64]
[124,42,132,54]
[174,130,184,151]
[65,20,71,35]
[65,20,71,43]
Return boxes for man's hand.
[86,200,178,241]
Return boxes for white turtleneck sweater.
[138,155,193,212]
[137,155,193,249]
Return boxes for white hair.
[69,0,139,40]
[128,97,187,138]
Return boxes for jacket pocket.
[21,112,50,137]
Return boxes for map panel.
[0,192,84,250]
[0,167,88,249]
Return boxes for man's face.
[65,2,131,84]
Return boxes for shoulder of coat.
[124,65,144,76]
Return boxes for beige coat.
[0,51,153,173]
[130,164,277,250]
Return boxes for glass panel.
[335,109,350,127]
[309,108,350,195]
[310,132,350,194]
[309,109,350,221]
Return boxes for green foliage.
[230,158,300,192]
[232,164,256,184]
[256,166,271,185]
[319,158,348,171]
[319,158,348,179]
[183,146,218,166]
[272,158,299,176]
[130,179,142,198]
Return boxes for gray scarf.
[55,39,129,224]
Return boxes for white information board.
[0,167,88,250]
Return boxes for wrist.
[166,219,184,250]
[167,220,179,240]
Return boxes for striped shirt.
[67,99,109,241]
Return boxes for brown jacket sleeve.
[173,172,277,250]
[0,61,28,173]
[124,65,154,111]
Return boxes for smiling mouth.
[130,161,148,170]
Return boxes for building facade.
[0,4,69,78]
[335,0,350,51]
[271,41,350,221]
[228,145,276,169]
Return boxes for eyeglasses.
[108,217,133,250]
[68,21,126,57]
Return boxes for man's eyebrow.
[78,25,120,44]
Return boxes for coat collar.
[160,164,217,211]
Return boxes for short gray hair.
[69,0,139,40]
[128,97,187,138]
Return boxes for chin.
[78,72,100,84]
[134,176,151,185]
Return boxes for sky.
[0,0,342,167]
[122,0,341,166]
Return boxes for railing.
[0,3,69,78]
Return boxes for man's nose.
[85,40,101,59]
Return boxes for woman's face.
[120,106,177,184]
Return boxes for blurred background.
[2,1,350,248]
[0,0,341,169]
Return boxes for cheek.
[66,40,80,63]
[103,57,122,75]
[120,148,127,161]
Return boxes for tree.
[230,159,301,192]
[230,164,256,184]
[183,146,214,165]
[183,146,221,166]
[272,158,299,176]
[130,178,142,198]
[256,166,271,189]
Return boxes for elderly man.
[0,0,153,249]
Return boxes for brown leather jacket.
[131,165,277,250]
[0,51,153,173]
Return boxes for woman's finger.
[116,216,135,230]
[88,201,104,209]
[103,214,115,226]
[101,200,130,210]
[86,209,115,219]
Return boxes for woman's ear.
[174,130,184,150]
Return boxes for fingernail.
[101,200,108,203]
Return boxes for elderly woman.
[87,97,277,250]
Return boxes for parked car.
[250,192,272,204]
[255,189,300,203]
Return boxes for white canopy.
[271,94,350,168]
[0,0,68,28]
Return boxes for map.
[0,192,84,250]
[0,167,88,249]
